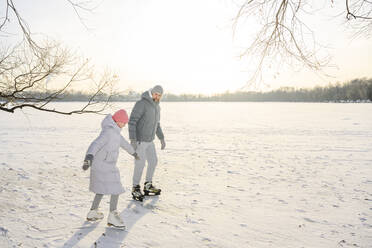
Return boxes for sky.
[3,0,372,94]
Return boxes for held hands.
[160,139,166,150]
[82,154,93,170]
[130,140,139,159]
[132,152,140,160]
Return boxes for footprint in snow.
[202,237,212,242]
[278,199,288,204]
[0,227,8,236]
[359,218,367,222]
[303,218,316,223]
[227,170,240,175]
[296,209,306,213]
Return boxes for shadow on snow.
[62,197,159,248]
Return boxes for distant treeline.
[198,78,372,102]
[2,78,372,102]
[161,78,372,102]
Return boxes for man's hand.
[160,139,166,150]
[132,152,140,160]
[130,140,137,151]
[82,154,93,170]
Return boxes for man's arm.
[156,122,164,140]
[156,123,166,150]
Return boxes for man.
[128,85,166,201]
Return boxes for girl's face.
[116,122,126,129]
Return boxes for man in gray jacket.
[129,85,166,201]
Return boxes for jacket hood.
[141,91,157,105]
[101,114,120,132]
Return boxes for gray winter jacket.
[86,115,135,195]
[129,91,164,142]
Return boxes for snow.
[0,102,372,248]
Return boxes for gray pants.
[91,194,118,212]
[132,141,158,186]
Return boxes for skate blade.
[132,196,144,202]
[107,223,126,229]
[144,191,161,196]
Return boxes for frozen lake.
[1,102,372,247]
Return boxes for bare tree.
[345,0,372,37]
[0,40,118,114]
[0,0,117,114]
[234,0,372,86]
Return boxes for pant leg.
[90,194,103,210]
[145,141,158,183]
[132,142,148,186]
[110,195,119,212]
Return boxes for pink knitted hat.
[112,109,129,124]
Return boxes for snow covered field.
[1,102,371,248]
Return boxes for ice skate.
[86,209,104,221]
[107,210,126,229]
[143,181,161,196]
[132,185,144,202]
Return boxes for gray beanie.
[151,85,163,95]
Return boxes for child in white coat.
[83,109,139,228]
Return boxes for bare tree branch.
[234,0,371,88]
[66,0,101,31]
[0,0,119,115]
[0,39,117,115]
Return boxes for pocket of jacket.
[105,150,119,163]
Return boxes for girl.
[83,109,139,228]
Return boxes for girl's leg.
[110,194,119,212]
[107,195,124,227]
[91,194,103,210]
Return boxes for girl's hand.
[83,154,93,170]
[132,152,140,160]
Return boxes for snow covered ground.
[0,102,371,248]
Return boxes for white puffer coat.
[86,115,134,195]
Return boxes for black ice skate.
[131,185,144,202]
[144,181,161,196]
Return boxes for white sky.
[4,0,372,94]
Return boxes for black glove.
[130,140,137,151]
[132,152,140,160]
[82,154,93,170]
[160,139,166,150]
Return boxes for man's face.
[152,92,162,102]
